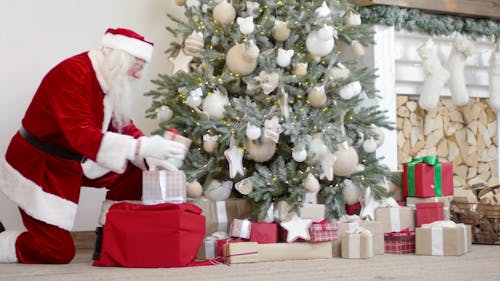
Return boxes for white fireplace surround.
[363,25,498,173]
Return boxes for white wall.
[0,0,183,231]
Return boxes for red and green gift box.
[403,156,453,198]
[384,228,415,254]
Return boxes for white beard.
[100,48,136,131]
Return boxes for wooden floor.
[1,245,499,281]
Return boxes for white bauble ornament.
[342,179,360,205]
[187,180,203,198]
[292,146,307,162]
[273,20,291,42]
[156,105,173,122]
[333,142,359,177]
[303,173,320,192]
[372,126,385,147]
[344,11,361,26]
[187,88,203,107]
[339,81,362,100]
[203,134,219,153]
[308,134,328,157]
[213,0,236,25]
[235,178,253,195]
[246,138,276,162]
[351,40,365,57]
[175,0,186,6]
[237,16,255,35]
[184,31,204,56]
[306,25,335,57]
[245,123,261,140]
[362,137,377,153]
[202,90,229,119]
[276,48,294,68]
[246,1,260,18]
[329,65,350,80]
[307,86,327,108]
[293,63,308,76]
[204,180,232,201]
[315,2,331,18]
[226,42,260,75]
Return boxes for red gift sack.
[93,202,205,268]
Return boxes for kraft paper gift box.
[375,206,415,233]
[277,201,325,222]
[332,219,384,257]
[222,241,259,264]
[189,197,253,235]
[230,218,252,239]
[341,227,374,259]
[257,242,332,262]
[415,202,444,227]
[384,229,415,254]
[416,221,472,256]
[406,196,453,220]
[164,128,192,150]
[142,168,187,205]
[403,157,453,198]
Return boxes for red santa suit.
[0,28,154,264]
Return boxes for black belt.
[19,126,86,162]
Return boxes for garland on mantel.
[359,5,500,41]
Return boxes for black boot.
[0,221,4,233]
[92,226,103,260]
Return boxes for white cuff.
[0,231,22,263]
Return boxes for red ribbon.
[387,227,411,236]
[165,127,180,140]
[312,218,330,231]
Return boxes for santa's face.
[127,58,146,79]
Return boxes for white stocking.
[447,34,475,107]
[417,38,449,110]
[489,44,500,111]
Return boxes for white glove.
[138,135,187,161]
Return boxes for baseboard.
[71,231,96,249]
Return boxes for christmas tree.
[145,0,394,220]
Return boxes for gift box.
[403,156,453,198]
[345,202,361,215]
[222,241,259,264]
[406,196,452,220]
[230,219,252,239]
[222,241,332,264]
[277,201,325,222]
[93,202,205,268]
[309,220,339,242]
[164,128,192,150]
[142,169,187,205]
[332,220,384,257]
[197,236,218,260]
[384,229,415,254]
[341,227,374,259]
[415,202,444,227]
[416,221,472,256]
[249,222,279,244]
[375,206,415,233]
[190,197,253,235]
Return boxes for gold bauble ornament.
[187,181,203,198]
[307,86,327,108]
[213,0,236,25]
[175,0,186,6]
[246,138,276,162]
[226,42,260,75]
[272,20,291,42]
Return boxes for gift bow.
[407,156,442,197]
[346,226,371,236]
[422,220,463,229]
[165,127,180,140]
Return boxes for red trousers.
[15,165,142,264]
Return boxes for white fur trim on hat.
[0,160,78,231]
[0,231,22,263]
[101,33,154,62]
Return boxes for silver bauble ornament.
[202,91,229,119]
[156,105,173,122]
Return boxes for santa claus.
[0,28,187,264]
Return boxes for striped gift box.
[309,220,339,242]
[384,229,415,254]
[142,170,187,205]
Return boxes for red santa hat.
[101,28,154,62]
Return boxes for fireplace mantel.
[362,25,498,173]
